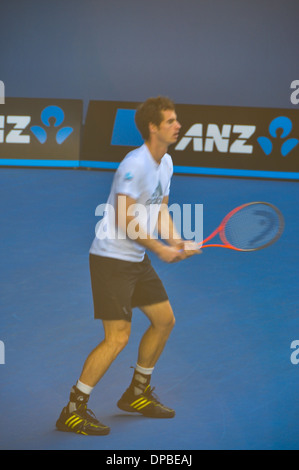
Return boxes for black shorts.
[89,253,169,321]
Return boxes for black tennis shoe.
[56,405,110,436]
[56,386,110,436]
[117,385,175,419]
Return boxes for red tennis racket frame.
[198,202,283,252]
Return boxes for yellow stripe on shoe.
[135,401,152,410]
[65,415,79,426]
[130,397,146,407]
[71,418,83,429]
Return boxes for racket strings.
[221,203,283,251]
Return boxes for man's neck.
[145,141,168,164]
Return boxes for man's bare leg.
[117,300,176,418]
[79,319,131,387]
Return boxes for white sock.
[76,380,94,396]
[135,364,154,376]
[68,380,94,412]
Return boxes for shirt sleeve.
[164,154,173,197]
[114,158,143,200]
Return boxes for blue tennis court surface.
[0,168,298,450]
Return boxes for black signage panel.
[0,98,83,165]
[81,100,141,164]
[173,103,299,173]
[81,100,299,179]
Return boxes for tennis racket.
[198,202,284,252]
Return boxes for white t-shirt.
[90,144,173,262]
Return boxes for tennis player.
[56,96,201,435]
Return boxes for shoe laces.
[76,403,99,424]
[143,385,162,405]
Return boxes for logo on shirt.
[124,171,134,181]
[145,181,163,205]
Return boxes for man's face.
[151,109,181,146]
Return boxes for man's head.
[135,96,179,143]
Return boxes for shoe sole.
[117,400,175,419]
[56,420,110,436]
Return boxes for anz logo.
[257,116,299,157]
[0,105,73,144]
[175,116,298,157]
[175,124,256,154]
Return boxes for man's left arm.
[157,196,201,256]
[157,196,182,247]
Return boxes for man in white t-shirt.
[56,97,201,436]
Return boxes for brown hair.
[135,96,175,140]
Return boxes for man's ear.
[149,122,158,135]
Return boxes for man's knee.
[146,302,176,332]
[162,310,176,332]
[103,320,131,353]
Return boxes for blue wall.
[1,0,298,118]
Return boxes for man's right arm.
[115,194,186,263]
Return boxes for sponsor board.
[0,98,83,166]
[81,100,299,179]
